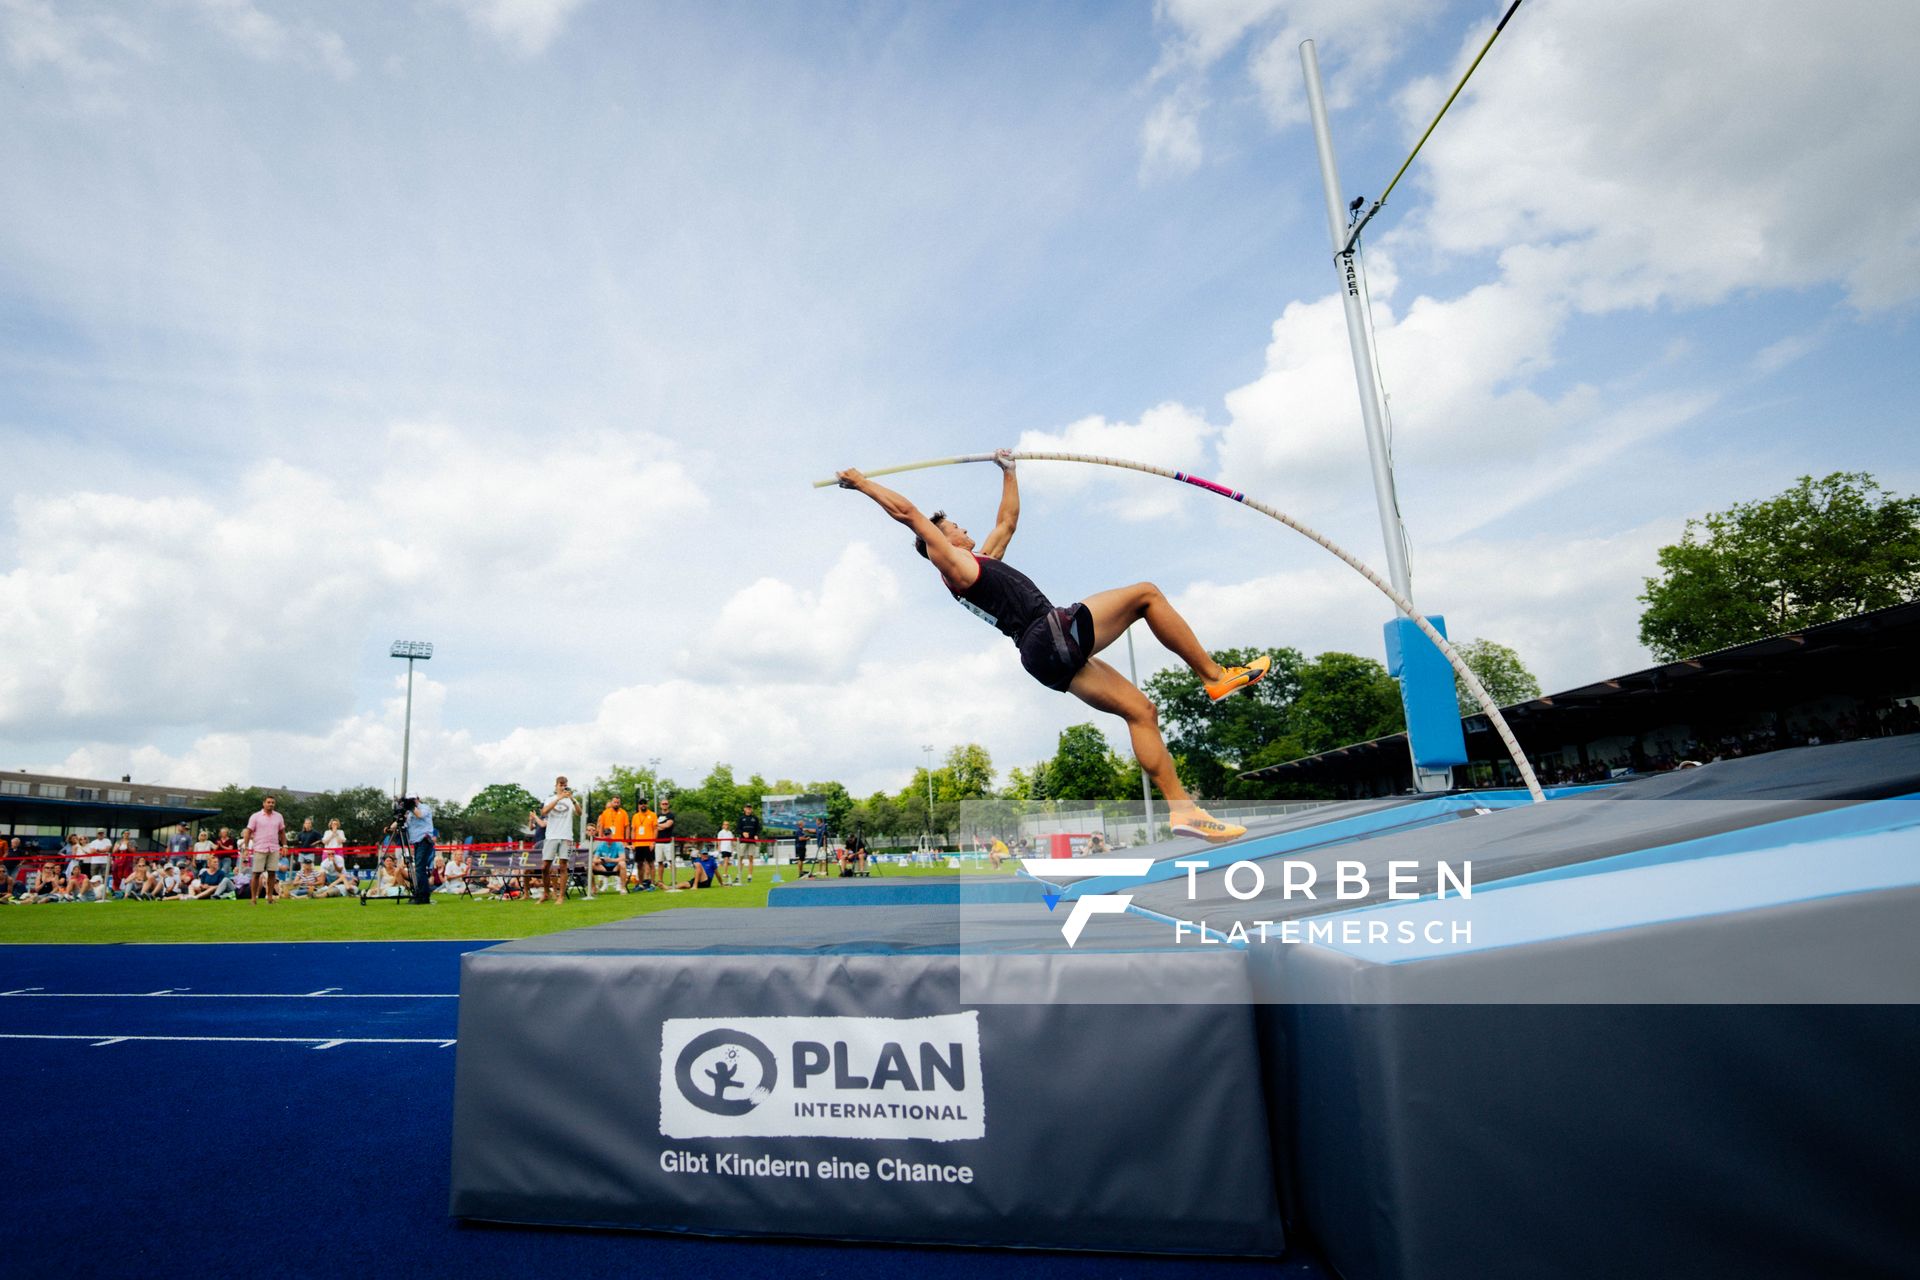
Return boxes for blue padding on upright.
[1316,825,1920,964]
[1385,614,1468,769]
[1052,787,1599,898]
[1479,793,1920,894]
[766,878,1046,908]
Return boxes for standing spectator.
[293,818,323,866]
[83,830,114,883]
[594,796,630,894]
[192,830,216,868]
[715,821,736,886]
[214,828,238,870]
[61,832,86,876]
[537,777,576,905]
[243,796,288,904]
[396,797,436,906]
[738,805,762,886]
[320,819,347,880]
[655,796,675,884]
[793,821,811,877]
[166,824,193,865]
[631,796,659,892]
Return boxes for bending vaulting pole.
[816,452,1544,802]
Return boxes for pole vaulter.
[818,451,1544,805]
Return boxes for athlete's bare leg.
[1079,583,1227,683]
[1066,658,1193,808]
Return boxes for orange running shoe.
[1205,653,1273,702]
[1169,808,1246,842]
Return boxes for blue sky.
[3,0,1916,798]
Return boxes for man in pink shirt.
[243,796,288,904]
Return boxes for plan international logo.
[659,1013,985,1142]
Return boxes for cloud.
[1140,92,1205,180]
[0,0,148,108]
[439,0,591,56]
[701,542,901,682]
[1405,0,1920,312]
[186,0,355,79]
[54,641,1051,801]
[1146,0,1441,155]
[1015,402,1219,521]
[0,421,706,739]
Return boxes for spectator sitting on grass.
[24,866,67,903]
[316,851,354,895]
[118,858,153,900]
[186,860,232,900]
[441,848,473,895]
[311,857,356,898]
[289,863,324,897]
[375,853,410,898]
[156,863,189,900]
[0,862,14,902]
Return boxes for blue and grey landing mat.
[451,735,1920,1279]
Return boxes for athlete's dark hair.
[914,510,948,560]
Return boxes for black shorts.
[1017,603,1094,692]
[633,843,655,865]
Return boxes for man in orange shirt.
[631,796,660,892]
[594,795,631,895]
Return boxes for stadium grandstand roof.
[1241,596,1920,794]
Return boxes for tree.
[1638,472,1920,660]
[1045,723,1127,800]
[1287,652,1404,756]
[1144,646,1303,797]
[943,744,995,798]
[592,763,666,809]
[463,782,542,840]
[1452,638,1543,714]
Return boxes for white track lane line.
[0,1033,455,1047]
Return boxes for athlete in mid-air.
[837,451,1270,842]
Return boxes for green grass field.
[0,862,1009,944]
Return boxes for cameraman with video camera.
[389,796,436,906]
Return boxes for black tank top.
[948,555,1055,643]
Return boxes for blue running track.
[0,942,1328,1279]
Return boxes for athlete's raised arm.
[836,468,978,588]
[977,450,1019,560]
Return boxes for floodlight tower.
[390,640,434,799]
